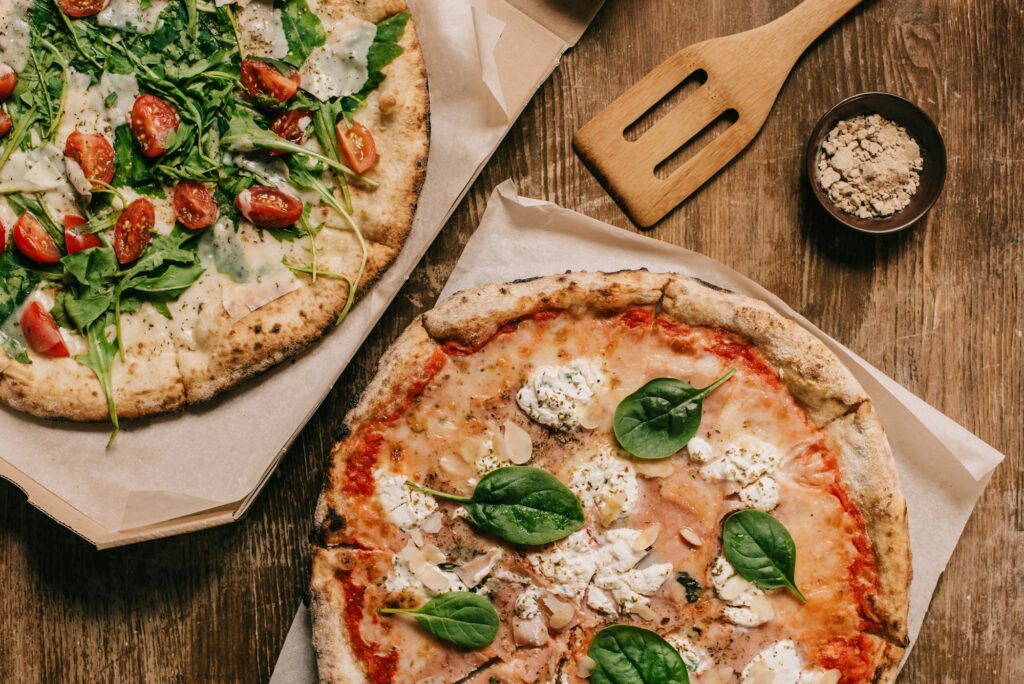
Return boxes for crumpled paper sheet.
[269,182,1004,681]
[0,0,527,536]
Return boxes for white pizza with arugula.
[0,0,428,438]
[310,272,912,684]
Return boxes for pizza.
[0,0,428,434]
[309,272,911,684]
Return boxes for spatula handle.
[766,0,865,58]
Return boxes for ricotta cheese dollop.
[740,641,841,684]
[569,447,640,525]
[530,528,672,618]
[709,556,774,627]
[516,359,605,430]
[373,468,438,530]
[690,435,784,511]
[666,632,712,675]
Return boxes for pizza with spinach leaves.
[309,272,911,684]
[0,0,428,437]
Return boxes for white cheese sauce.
[236,0,289,59]
[97,0,172,34]
[0,0,32,72]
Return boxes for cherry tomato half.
[336,121,378,174]
[56,0,109,18]
[114,198,154,264]
[20,301,69,358]
[235,187,303,229]
[0,220,6,253]
[130,94,180,158]
[240,59,300,105]
[64,130,115,189]
[268,109,311,156]
[63,214,101,255]
[0,64,16,101]
[172,181,218,230]
[0,110,11,138]
[13,213,61,264]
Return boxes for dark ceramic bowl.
[805,92,946,234]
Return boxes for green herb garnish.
[380,592,499,649]
[722,509,806,602]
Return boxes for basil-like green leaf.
[587,625,689,684]
[675,572,702,604]
[380,592,499,649]
[722,509,806,602]
[613,370,735,459]
[409,466,585,546]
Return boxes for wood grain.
[1,0,1021,681]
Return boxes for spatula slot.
[653,108,738,180]
[623,69,708,142]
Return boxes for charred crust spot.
[271,323,282,333]
[253,324,262,334]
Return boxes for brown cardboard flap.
[503,0,604,45]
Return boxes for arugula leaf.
[0,242,39,325]
[112,125,158,191]
[76,314,120,446]
[61,247,118,288]
[366,12,409,74]
[613,371,735,459]
[281,0,326,67]
[722,509,807,602]
[587,625,689,684]
[380,592,499,649]
[408,466,585,546]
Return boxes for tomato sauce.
[338,571,399,684]
[620,306,653,329]
[707,331,784,390]
[343,429,384,497]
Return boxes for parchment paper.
[269,181,1004,681]
[0,0,603,543]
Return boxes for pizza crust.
[312,270,912,682]
[310,546,369,684]
[0,1,429,423]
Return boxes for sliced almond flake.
[718,575,751,602]
[748,593,775,622]
[629,602,657,620]
[501,419,533,464]
[421,544,446,565]
[633,459,674,478]
[408,529,424,547]
[420,511,444,534]
[455,548,502,588]
[633,523,661,551]
[680,527,703,546]
[575,400,603,430]
[703,667,734,684]
[599,493,626,527]
[578,655,597,677]
[821,670,842,684]
[748,660,775,684]
[415,563,454,593]
[398,543,423,565]
[458,435,488,463]
[542,595,575,629]
[440,454,475,480]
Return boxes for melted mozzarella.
[236,0,289,59]
[516,358,605,429]
[56,69,138,148]
[299,15,376,101]
[0,0,32,71]
[97,0,171,33]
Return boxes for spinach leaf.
[61,247,118,288]
[613,370,735,459]
[281,0,326,67]
[380,592,499,649]
[0,243,39,324]
[409,466,585,546]
[722,509,806,602]
[675,572,702,604]
[587,625,689,684]
[111,125,158,191]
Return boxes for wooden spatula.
[574,0,864,227]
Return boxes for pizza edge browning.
[309,271,912,682]
[0,0,429,422]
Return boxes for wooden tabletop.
[1,1,1020,681]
